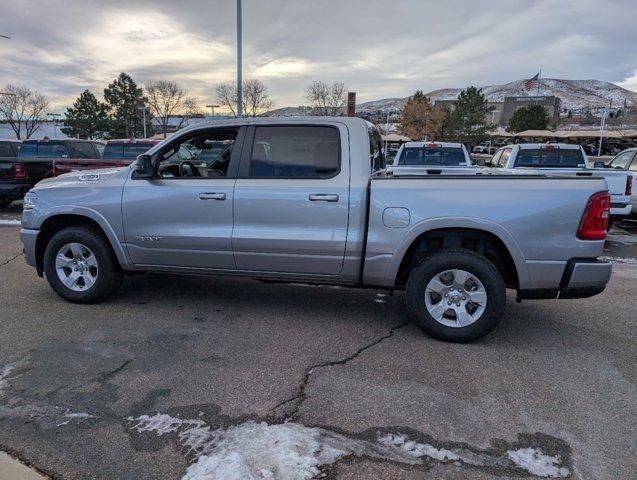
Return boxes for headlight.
[23,191,38,210]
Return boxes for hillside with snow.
[358,79,637,113]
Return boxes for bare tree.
[0,84,50,139]
[145,80,187,138]
[215,79,274,117]
[305,81,347,116]
[176,96,203,130]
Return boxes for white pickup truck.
[385,142,478,176]
[482,143,633,220]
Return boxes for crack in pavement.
[0,252,21,269]
[272,320,411,420]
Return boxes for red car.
[53,139,160,177]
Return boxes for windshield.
[515,148,585,168]
[397,146,465,166]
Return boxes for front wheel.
[43,226,124,304]
[406,249,506,342]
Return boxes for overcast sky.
[1,0,636,111]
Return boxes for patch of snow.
[0,219,21,226]
[56,412,96,427]
[0,364,16,397]
[374,293,387,304]
[507,448,570,478]
[130,414,571,479]
[377,433,459,461]
[599,255,637,264]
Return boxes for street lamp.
[206,104,220,116]
[138,106,148,139]
[47,112,61,138]
[236,0,243,117]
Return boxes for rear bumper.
[0,181,30,199]
[518,258,612,301]
[20,228,39,268]
[610,203,632,217]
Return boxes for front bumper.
[20,228,39,268]
[518,258,612,301]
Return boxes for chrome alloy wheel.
[424,269,487,328]
[55,242,98,292]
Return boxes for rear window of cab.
[103,143,155,160]
[398,146,466,166]
[515,148,585,168]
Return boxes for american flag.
[525,72,540,92]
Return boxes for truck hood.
[34,167,129,189]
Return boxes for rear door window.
[0,142,16,157]
[610,151,635,170]
[498,149,512,167]
[515,148,585,167]
[398,146,465,166]
[248,126,340,178]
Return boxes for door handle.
[309,194,339,202]
[199,192,226,200]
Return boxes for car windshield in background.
[36,142,69,158]
[398,146,465,166]
[103,143,153,159]
[515,148,585,168]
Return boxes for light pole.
[138,106,148,138]
[47,112,61,138]
[206,104,220,116]
[236,0,243,118]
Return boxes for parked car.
[607,147,637,217]
[472,142,497,155]
[482,143,633,222]
[0,139,23,209]
[20,117,612,342]
[386,141,478,176]
[53,139,160,176]
[0,138,103,207]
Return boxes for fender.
[382,216,531,288]
[35,205,132,269]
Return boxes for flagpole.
[536,69,541,96]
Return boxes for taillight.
[13,162,28,179]
[577,191,610,240]
[627,175,633,196]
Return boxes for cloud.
[0,0,635,110]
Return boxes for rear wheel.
[43,226,123,303]
[406,249,505,342]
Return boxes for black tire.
[0,197,11,210]
[43,226,124,304]
[405,249,506,342]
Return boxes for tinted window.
[18,142,37,157]
[0,142,17,157]
[36,142,69,158]
[124,144,154,159]
[516,148,585,168]
[398,146,465,166]
[249,126,339,178]
[71,142,98,158]
[368,127,386,173]
[610,151,635,170]
[103,143,125,159]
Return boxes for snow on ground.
[0,364,16,397]
[129,414,571,479]
[507,448,570,478]
[55,412,96,427]
[599,255,637,264]
[0,220,21,226]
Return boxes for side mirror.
[593,161,605,168]
[133,154,153,178]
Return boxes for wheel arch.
[35,210,130,273]
[386,218,529,290]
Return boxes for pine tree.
[508,105,549,132]
[61,90,109,139]
[104,73,148,138]
[444,87,494,143]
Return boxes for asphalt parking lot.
[0,205,635,480]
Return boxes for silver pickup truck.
[20,117,612,342]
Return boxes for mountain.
[357,79,637,114]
